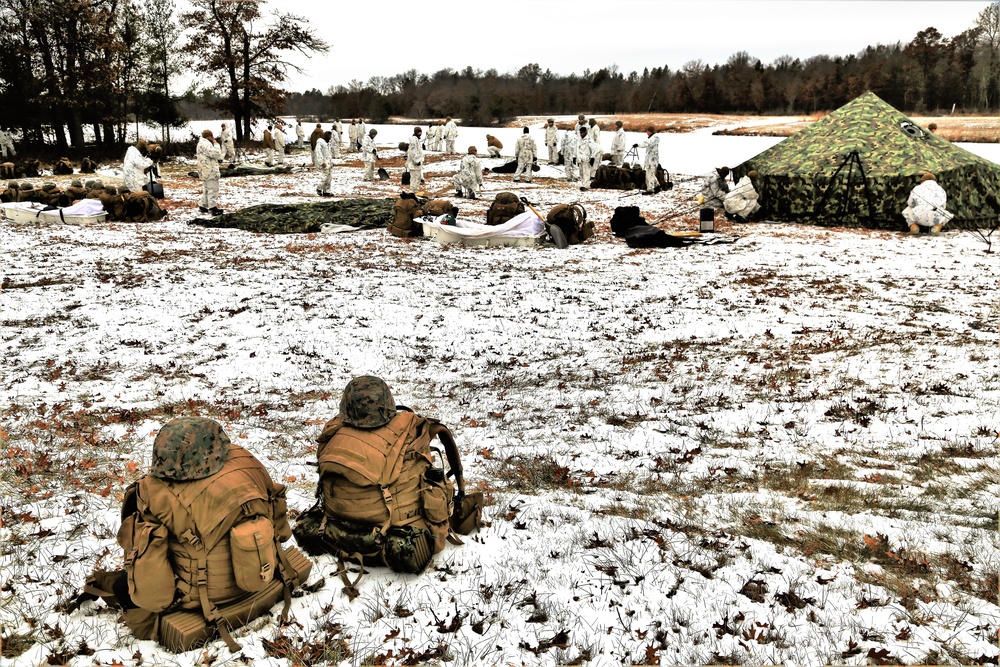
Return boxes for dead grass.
[713,114,1000,143]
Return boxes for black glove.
[373,151,378,159]
[572,159,577,165]
[590,158,595,167]
[415,162,421,167]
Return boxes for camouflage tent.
[734,92,1000,229]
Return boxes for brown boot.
[930,224,942,236]
[908,223,920,235]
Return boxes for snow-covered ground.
[2,127,1000,667]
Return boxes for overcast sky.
[261,0,992,92]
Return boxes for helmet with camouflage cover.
[339,375,397,428]
[151,417,231,480]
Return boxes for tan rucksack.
[388,194,424,237]
[486,191,524,226]
[423,198,457,217]
[546,203,593,245]
[114,446,309,652]
[122,191,167,222]
[294,409,481,593]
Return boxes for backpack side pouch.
[230,516,277,593]
[118,514,175,613]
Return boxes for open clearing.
[2,127,1000,666]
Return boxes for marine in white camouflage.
[724,173,761,221]
[316,134,333,194]
[196,130,223,212]
[272,126,285,165]
[610,121,626,167]
[902,174,952,235]
[576,128,600,190]
[444,118,458,153]
[362,130,378,181]
[453,147,483,198]
[407,128,424,188]
[561,129,579,181]
[220,124,235,162]
[545,119,558,163]
[639,127,661,193]
[700,167,730,208]
[329,127,341,158]
[513,129,537,183]
[123,141,153,193]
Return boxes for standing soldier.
[123,139,153,193]
[406,126,424,189]
[638,125,661,195]
[196,129,223,215]
[272,123,286,165]
[296,120,305,148]
[513,127,537,184]
[309,123,324,168]
[577,126,600,191]
[348,120,358,152]
[220,123,236,164]
[356,119,366,150]
[0,128,16,158]
[362,129,379,181]
[315,131,333,196]
[453,146,483,199]
[263,125,275,166]
[588,118,601,149]
[444,117,458,153]
[329,123,342,159]
[561,127,579,182]
[333,118,343,139]
[576,114,588,136]
[545,118,558,163]
[610,120,626,167]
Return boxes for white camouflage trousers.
[200,178,219,209]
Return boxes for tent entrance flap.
[817,150,876,226]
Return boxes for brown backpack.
[486,191,524,226]
[388,194,424,237]
[294,410,481,590]
[423,198,457,217]
[547,203,593,245]
[122,191,167,222]
[114,446,307,652]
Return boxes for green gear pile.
[190,198,396,234]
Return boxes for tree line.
[1,0,999,150]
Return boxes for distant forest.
[4,0,1000,151]
[271,24,992,125]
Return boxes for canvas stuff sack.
[293,409,482,589]
[546,203,592,245]
[486,191,524,226]
[388,194,423,237]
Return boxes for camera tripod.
[623,144,640,165]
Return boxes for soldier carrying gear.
[123,140,154,193]
[93,417,310,653]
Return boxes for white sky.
[264,0,993,92]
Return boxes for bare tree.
[180,0,327,141]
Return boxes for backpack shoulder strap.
[426,419,464,497]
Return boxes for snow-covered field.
[2,125,1000,667]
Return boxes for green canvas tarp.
[734,92,1000,229]
[189,198,395,234]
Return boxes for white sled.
[420,211,547,247]
[2,200,108,226]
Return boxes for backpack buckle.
[260,563,272,581]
